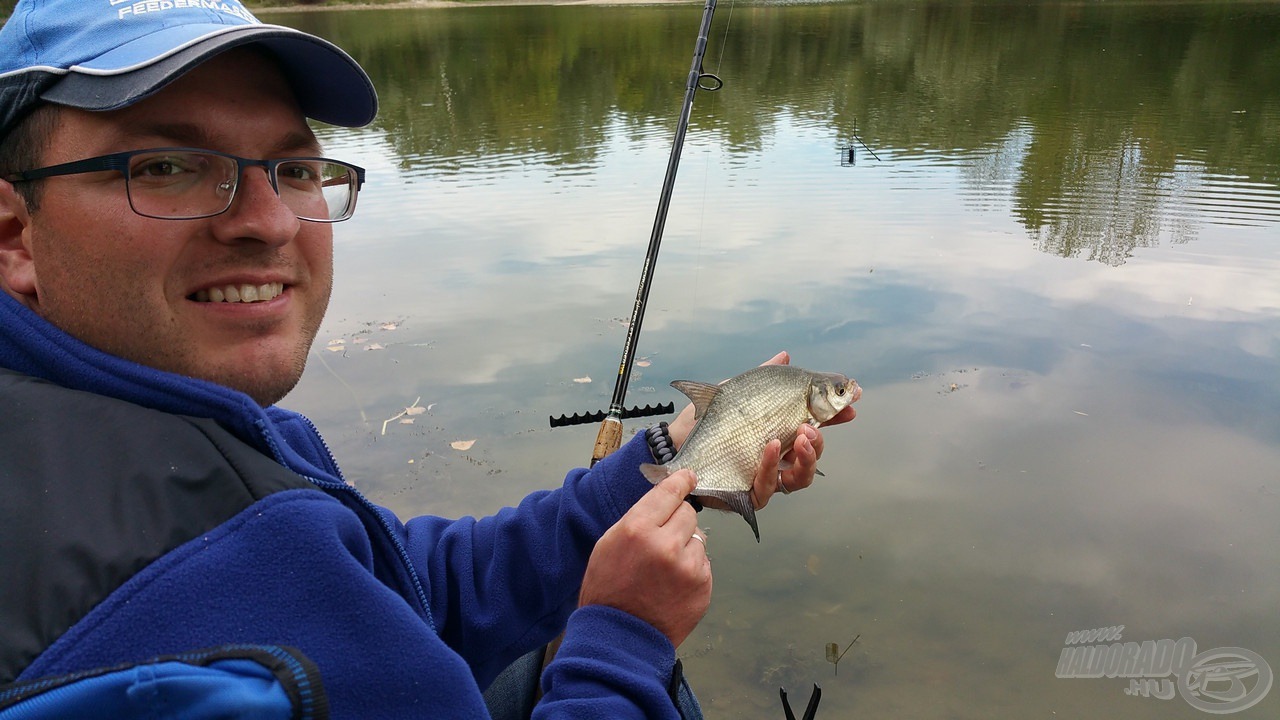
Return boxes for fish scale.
[640,365,861,541]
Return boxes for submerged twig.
[824,634,860,675]
[381,396,425,435]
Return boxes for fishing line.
[713,0,735,73]
[691,0,736,319]
[549,0,726,452]
[310,347,369,425]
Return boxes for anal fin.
[694,489,760,542]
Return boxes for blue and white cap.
[0,0,378,139]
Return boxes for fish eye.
[835,386,845,395]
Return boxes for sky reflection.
[283,4,1280,716]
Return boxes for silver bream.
[640,365,861,541]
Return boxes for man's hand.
[665,350,857,509]
[578,469,712,648]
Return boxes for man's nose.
[213,166,300,245]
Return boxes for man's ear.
[0,181,38,305]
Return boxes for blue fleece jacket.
[0,289,682,719]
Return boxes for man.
[0,1,851,718]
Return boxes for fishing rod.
[549,0,724,465]
[534,1,726,686]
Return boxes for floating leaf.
[451,440,476,451]
[326,338,345,346]
[637,359,651,368]
[573,376,592,384]
[325,345,345,353]
[806,554,821,576]
[399,418,415,425]
[380,322,399,331]
[365,343,385,351]
[405,405,427,416]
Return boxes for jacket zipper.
[259,417,436,633]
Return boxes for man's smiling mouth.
[191,282,285,303]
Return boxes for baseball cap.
[0,0,378,140]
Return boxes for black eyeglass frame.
[3,147,367,223]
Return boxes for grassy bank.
[0,0,687,19]
[250,0,691,9]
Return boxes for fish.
[639,365,861,541]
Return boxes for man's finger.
[805,425,824,461]
[784,425,818,465]
[786,431,818,492]
[635,468,699,525]
[761,350,790,367]
[822,405,856,428]
[751,439,784,509]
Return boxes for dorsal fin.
[670,380,720,421]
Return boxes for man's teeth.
[193,282,284,303]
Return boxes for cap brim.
[41,25,377,128]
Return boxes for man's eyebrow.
[125,123,324,156]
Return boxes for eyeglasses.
[4,147,365,223]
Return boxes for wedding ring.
[778,471,791,494]
[691,532,705,545]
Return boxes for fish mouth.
[846,380,862,403]
[189,282,286,304]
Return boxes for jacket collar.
[0,289,340,482]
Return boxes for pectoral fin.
[695,489,760,542]
[779,458,824,477]
[779,445,825,478]
[639,463,672,485]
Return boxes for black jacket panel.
[0,368,316,683]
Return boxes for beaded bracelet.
[645,422,702,511]
[645,422,676,464]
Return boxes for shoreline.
[256,0,697,11]
[0,0,700,24]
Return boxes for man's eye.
[279,163,318,182]
[134,156,198,177]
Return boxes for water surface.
[273,3,1280,716]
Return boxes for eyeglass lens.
[124,150,356,222]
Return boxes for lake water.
[270,2,1280,717]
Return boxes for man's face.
[3,49,334,406]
